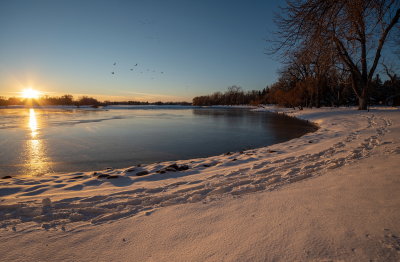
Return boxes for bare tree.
[272,0,400,109]
[382,60,399,83]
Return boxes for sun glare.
[22,88,40,99]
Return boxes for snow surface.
[1,106,400,261]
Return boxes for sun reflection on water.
[29,108,38,138]
[24,108,52,176]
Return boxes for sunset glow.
[21,88,40,99]
[29,108,38,138]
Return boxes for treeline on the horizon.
[264,68,400,108]
[103,101,191,106]
[192,86,268,106]
[0,95,191,107]
[193,71,400,108]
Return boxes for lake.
[0,106,316,177]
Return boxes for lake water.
[0,106,316,177]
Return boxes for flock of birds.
[111,62,164,79]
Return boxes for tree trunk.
[316,81,321,108]
[358,97,367,110]
[352,72,369,110]
[358,86,368,110]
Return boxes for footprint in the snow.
[382,229,400,251]
[285,168,301,176]
[252,161,270,170]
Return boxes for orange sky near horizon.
[0,72,195,102]
[1,85,192,102]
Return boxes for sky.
[0,0,284,102]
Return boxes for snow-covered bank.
[1,107,400,261]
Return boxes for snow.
[1,106,400,261]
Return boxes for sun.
[21,88,40,99]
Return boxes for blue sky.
[0,0,284,102]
